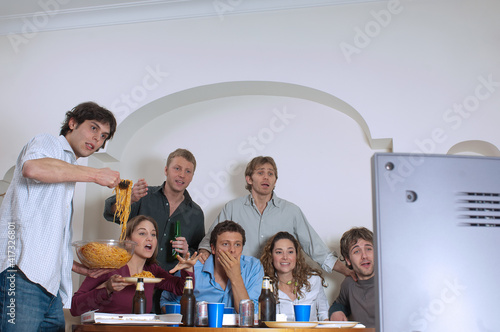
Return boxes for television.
[372,153,499,332]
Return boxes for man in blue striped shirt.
[0,102,121,332]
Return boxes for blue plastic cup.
[164,303,181,326]
[207,302,225,327]
[293,304,311,322]
[224,307,235,314]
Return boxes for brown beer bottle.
[258,276,276,327]
[180,276,196,327]
[132,278,147,314]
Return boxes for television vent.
[457,192,500,227]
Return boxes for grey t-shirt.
[329,276,375,327]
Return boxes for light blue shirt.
[161,254,264,312]
[198,194,337,273]
[0,134,76,307]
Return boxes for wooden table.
[73,325,375,332]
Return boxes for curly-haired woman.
[260,231,329,321]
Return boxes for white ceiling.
[0,0,379,36]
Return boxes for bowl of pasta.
[73,240,136,269]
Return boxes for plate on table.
[317,321,359,328]
[123,277,163,284]
[264,321,319,328]
[81,312,181,325]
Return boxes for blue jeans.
[0,268,65,332]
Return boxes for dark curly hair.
[60,101,117,149]
[209,220,246,250]
[260,231,325,300]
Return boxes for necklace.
[282,280,298,295]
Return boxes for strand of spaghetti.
[114,180,133,241]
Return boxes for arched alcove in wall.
[82,87,388,302]
[447,140,500,157]
[83,80,393,253]
[75,81,394,305]
[93,81,393,163]
[83,83,390,248]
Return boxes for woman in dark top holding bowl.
[70,215,198,315]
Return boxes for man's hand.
[72,261,88,275]
[217,250,241,281]
[216,250,248,313]
[22,158,120,187]
[72,261,112,278]
[95,168,120,188]
[333,259,358,282]
[198,249,211,264]
[131,178,148,203]
[330,311,348,321]
[171,237,189,256]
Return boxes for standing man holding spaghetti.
[103,148,205,313]
[0,102,120,332]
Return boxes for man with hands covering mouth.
[160,220,264,313]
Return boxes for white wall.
[1,0,500,302]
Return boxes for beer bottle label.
[262,278,271,289]
[136,279,144,291]
[184,277,194,290]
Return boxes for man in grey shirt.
[329,227,375,327]
[197,156,353,278]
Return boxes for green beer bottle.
[167,220,181,262]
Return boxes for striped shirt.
[0,134,76,308]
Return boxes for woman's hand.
[169,251,199,274]
[101,274,134,295]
